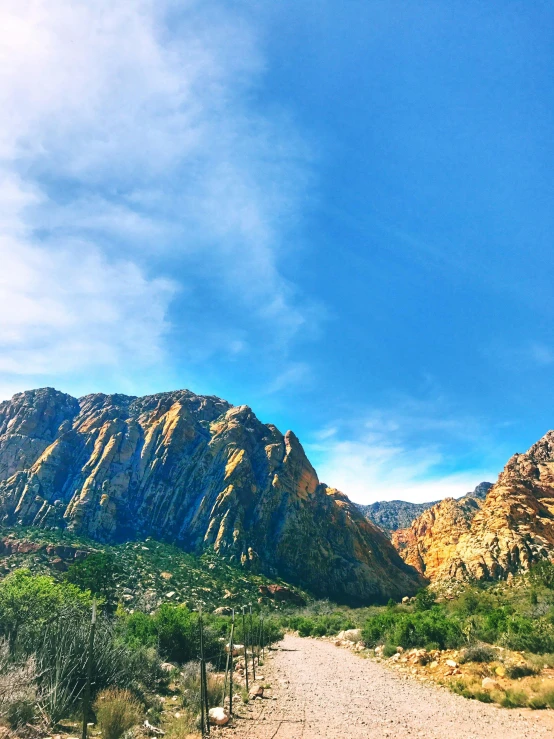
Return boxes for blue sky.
[1,0,553,503]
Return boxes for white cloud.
[307,399,498,504]
[0,0,313,384]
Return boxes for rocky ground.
[220,634,554,739]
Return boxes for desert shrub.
[529,560,554,590]
[527,681,554,709]
[414,588,436,612]
[0,639,36,707]
[451,679,494,703]
[179,661,223,714]
[460,644,496,663]
[0,569,92,653]
[505,662,538,679]
[93,688,142,739]
[363,607,463,650]
[449,587,495,618]
[500,688,528,708]
[5,698,36,729]
[382,643,397,658]
[18,608,164,724]
[361,611,398,647]
[66,552,120,612]
[279,612,352,638]
[122,605,234,666]
[501,615,554,654]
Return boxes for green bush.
[66,552,120,612]
[501,615,554,654]
[382,643,397,658]
[500,688,528,708]
[529,560,554,590]
[414,588,436,612]
[279,612,353,638]
[363,607,463,650]
[0,569,92,653]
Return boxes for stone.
[402,596,410,604]
[342,629,362,642]
[445,659,458,668]
[495,666,506,677]
[482,677,499,690]
[208,707,230,726]
[249,683,264,699]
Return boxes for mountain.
[356,483,493,533]
[393,434,554,582]
[391,496,483,580]
[356,500,440,533]
[0,387,423,604]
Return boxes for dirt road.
[224,634,554,739]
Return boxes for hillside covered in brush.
[0,388,423,604]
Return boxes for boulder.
[249,683,264,699]
[445,659,458,668]
[402,596,410,604]
[209,707,230,726]
[342,629,362,642]
[214,606,233,616]
[482,677,499,690]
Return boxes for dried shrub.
[93,688,142,739]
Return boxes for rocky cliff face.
[391,496,482,580]
[357,500,440,533]
[357,483,492,534]
[0,388,423,604]
[393,436,554,583]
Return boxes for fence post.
[229,609,235,717]
[249,604,256,681]
[81,599,97,739]
[242,607,249,691]
[222,609,235,713]
[199,607,210,736]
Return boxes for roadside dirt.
[222,634,554,738]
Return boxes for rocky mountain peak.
[392,433,554,583]
[0,387,423,604]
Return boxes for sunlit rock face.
[393,435,554,583]
[0,387,423,604]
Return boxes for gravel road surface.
[223,634,554,739]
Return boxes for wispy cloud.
[307,396,498,504]
[0,0,314,392]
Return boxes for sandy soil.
[222,634,554,739]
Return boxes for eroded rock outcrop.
[393,437,554,582]
[391,496,482,580]
[0,387,423,603]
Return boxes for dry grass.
[93,688,142,739]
